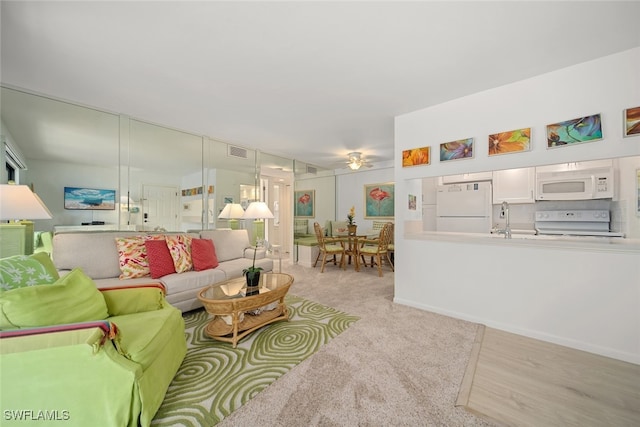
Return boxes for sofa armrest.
[0,321,115,354]
[0,322,142,426]
[243,247,267,260]
[99,284,167,316]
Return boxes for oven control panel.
[535,210,610,222]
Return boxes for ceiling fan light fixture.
[347,152,362,170]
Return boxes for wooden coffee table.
[197,273,294,348]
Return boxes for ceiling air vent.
[227,145,248,159]
[306,165,317,175]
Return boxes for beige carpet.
[216,260,494,426]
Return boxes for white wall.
[295,174,336,229]
[394,47,640,364]
[396,48,640,180]
[335,166,394,230]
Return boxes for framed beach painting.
[440,138,474,162]
[364,183,394,219]
[402,147,430,167]
[547,113,602,148]
[64,186,116,210]
[294,190,315,217]
[625,107,640,137]
[488,128,531,156]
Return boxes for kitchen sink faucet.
[497,201,512,239]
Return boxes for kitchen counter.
[406,230,640,253]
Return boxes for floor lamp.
[0,184,53,257]
[217,203,245,230]
[242,201,274,246]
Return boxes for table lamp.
[242,201,274,246]
[0,184,53,256]
[217,203,245,230]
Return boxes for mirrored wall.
[0,86,283,235]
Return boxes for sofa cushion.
[53,231,141,280]
[145,239,176,279]
[160,269,225,295]
[0,268,108,330]
[165,235,193,273]
[0,252,59,291]
[191,238,219,271]
[107,304,183,370]
[199,229,251,262]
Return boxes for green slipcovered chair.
[0,253,186,427]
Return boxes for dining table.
[333,232,378,272]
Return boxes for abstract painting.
[364,183,394,219]
[547,114,602,148]
[625,107,640,137]
[402,147,430,167]
[440,138,474,162]
[488,128,531,156]
[294,190,314,217]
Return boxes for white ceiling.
[1,1,639,170]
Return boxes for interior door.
[141,184,178,231]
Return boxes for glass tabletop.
[200,272,293,301]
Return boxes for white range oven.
[535,209,624,237]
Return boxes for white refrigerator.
[435,182,492,233]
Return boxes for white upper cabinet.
[492,167,535,204]
[441,171,493,184]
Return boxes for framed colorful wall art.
[488,127,531,156]
[624,107,640,137]
[440,138,474,162]
[402,147,430,167]
[64,187,116,210]
[547,114,602,148]
[294,190,315,217]
[364,183,394,219]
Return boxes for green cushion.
[0,268,108,330]
[108,305,184,369]
[0,252,60,291]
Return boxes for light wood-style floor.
[457,326,640,426]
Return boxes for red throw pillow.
[191,238,219,271]
[145,239,176,279]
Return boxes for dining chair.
[312,222,346,272]
[358,222,394,277]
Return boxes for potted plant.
[347,206,357,235]
[243,243,263,293]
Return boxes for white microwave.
[535,167,614,200]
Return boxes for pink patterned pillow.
[145,239,176,279]
[165,235,193,273]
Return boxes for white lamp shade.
[242,201,274,219]
[218,203,245,219]
[0,185,53,220]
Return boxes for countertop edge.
[404,231,640,253]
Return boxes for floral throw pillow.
[165,235,193,273]
[0,253,59,291]
[115,235,164,279]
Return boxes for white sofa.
[52,229,273,312]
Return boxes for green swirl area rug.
[152,294,359,426]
